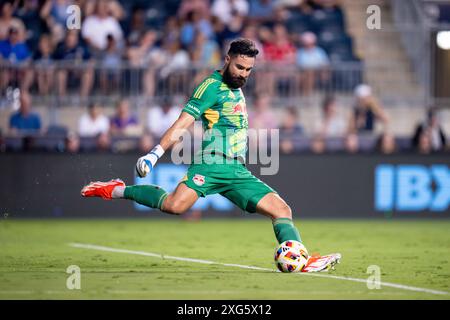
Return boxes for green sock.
[124,185,168,210]
[272,218,302,244]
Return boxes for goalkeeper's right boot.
[81,179,125,200]
[302,253,341,273]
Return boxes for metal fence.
[0,50,437,110]
[0,61,365,107]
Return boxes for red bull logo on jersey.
[232,103,246,114]
[193,174,206,186]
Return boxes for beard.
[222,65,247,89]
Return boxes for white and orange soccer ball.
[274,240,309,273]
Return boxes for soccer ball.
[274,240,309,273]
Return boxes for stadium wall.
[1,153,449,219]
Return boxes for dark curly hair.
[227,38,259,58]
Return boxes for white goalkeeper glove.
[135,144,165,178]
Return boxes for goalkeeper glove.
[135,144,165,178]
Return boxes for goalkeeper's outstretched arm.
[136,111,195,177]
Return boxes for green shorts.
[181,161,275,213]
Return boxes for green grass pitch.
[0,219,449,300]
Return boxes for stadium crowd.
[0,0,355,96]
[0,0,448,154]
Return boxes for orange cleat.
[302,253,341,273]
[81,179,125,200]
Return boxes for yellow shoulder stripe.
[193,79,216,99]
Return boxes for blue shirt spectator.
[0,28,30,64]
[9,93,41,134]
[296,32,330,69]
[297,47,330,68]
[180,10,214,47]
[248,0,274,21]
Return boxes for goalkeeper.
[82,39,339,270]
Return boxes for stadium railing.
[0,61,364,103]
[0,59,429,108]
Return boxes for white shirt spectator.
[159,49,190,79]
[314,117,346,138]
[147,105,181,138]
[81,15,123,50]
[211,0,249,25]
[78,113,110,137]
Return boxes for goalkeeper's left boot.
[81,179,125,200]
[302,253,341,273]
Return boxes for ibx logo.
[375,164,450,212]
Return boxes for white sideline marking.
[69,243,449,296]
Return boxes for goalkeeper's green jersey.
[182,70,248,164]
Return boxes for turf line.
[69,242,448,296]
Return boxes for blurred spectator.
[376,132,397,155]
[81,0,124,55]
[40,0,74,44]
[190,31,220,67]
[162,16,181,46]
[96,132,111,152]
[262,24,296,95]
[191,31,221,85]
[110,99,140,137]
[64,130,80,153]
[158,39,190,92]
[99,34,123,94]
[139,132,155,153]
[314,95,346,137]
[241,24,265,60]
[78,102,110,137]
[211,0,249,26]
[127,30,162,97]
[180,9,214,48]
[31,34,55,96]
[412,108,447,152]
[280,106,303,154]
[248,92,278,130]
[309,0,344,15]
[127,30,160,66]
[15,0,43,52]
[178,0,210,21]
[416,128,432,155]
[349,84,389,133]
[0,27,30,63]
[0,1,26,41]
[344,132,359,154]
[53,30,94,98]
[147,97,182,139]
[297,32,330,95]
[263,24,296,65]
[83,0,125,21]
[310,134,326,154]
[0,27,31,92]
[124,7,147,47]
[211,15,240,51]
[9,91,41,135]
[248,0,275,24]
